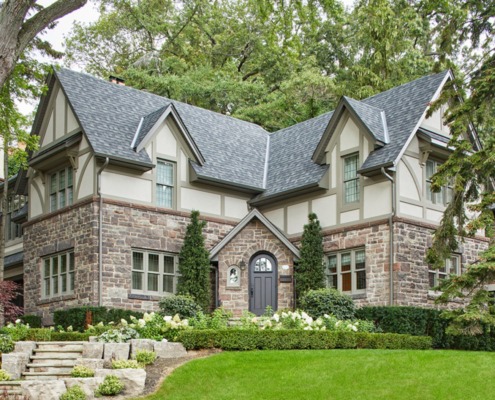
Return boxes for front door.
[249,253,277,315]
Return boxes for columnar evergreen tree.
[177,210,211,311]
[295,213,326,301]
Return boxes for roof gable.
[209,209,300,260]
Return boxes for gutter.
[381,167,395,306]
[97,157,110,307]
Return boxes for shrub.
[0,369,11,381]
[134,350,157,366]
[0,334,14,353]
[299,289,356,320]
[189,308,232,330]
[112,359,142,369]
[0,320,29,341]
[176,329,432,351]
[97,327,139,343]
[60,385,86,400]
[71,366,95,378]
[0,281,22,323]
[54,307,143,332]
[95,375,125,397]
[51,332,92,342]
[26,328,52,342]
[176,210,211,311]
[20,315,42,328]
[159,295,202,319]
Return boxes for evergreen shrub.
[20,315,42,328]
[299,289,356,320]
[95,375,124,397]
[159,295,202,319]
[60,385,86,400]
[54,307,143,332]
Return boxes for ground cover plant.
[137,349,495,400]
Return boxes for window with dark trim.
[5,195,26,241]
[132,250,179,295]
[42,251,75,298]
[326,249,366,294]
[343,154,360,204]
[156,160,174,208]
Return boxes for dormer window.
[343,154,360,204]
[156,160,174,208]
[50,166,73,212]
[426,160,452,206]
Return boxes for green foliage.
[176,210,211,311]
[189,307,232,330]
[112,359,142,369]
[54,307,143,332]
[95,375,125,397]
[0,321,29,341]
[299,289,356,320]
[356,306,495,351]
[0,334,14,353]
[176,329,431,351]
[0,369,11,382]
[25,329,91,342]
[134,350,157,366]
[71,366,95,378]
[97,327,139,343]
[20,315,42,328]
[158,295,202,319]
[295,213,325,299]
[60,385,87,400]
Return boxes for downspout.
[381,167,395,306]
[97,158,110,306]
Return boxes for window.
[343,154,360,203]
[326,249,366,294]
[50,166,73,212]
[156,160,174,208]
[426,160,452,206]
[429,255,460,289]
[4,195,26,241]
[42,251,75,298]
[132,250,179,295]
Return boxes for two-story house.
[14,68,488,323]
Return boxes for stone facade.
[217,219,296,316]
[23,198,236,322]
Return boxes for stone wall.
[393,218,489,308]
[23,198,236,322]
[217,219,295,316]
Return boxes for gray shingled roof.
[54,69,449,200]
[56,69,268,189]
[344,97,388,144]
[359,71,449,172]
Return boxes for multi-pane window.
[132,251,179,295]
[156,160,174,208]
[326,249,366,294]
[426,160,452,206]
[343,154,360,203]
[429,255,460,289]
[4,195,26,241]
[42,251,75,298]
[50,166,73,212]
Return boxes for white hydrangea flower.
[164,316,173,322]
[120,319,128,326]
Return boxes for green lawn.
[138,349,495,400]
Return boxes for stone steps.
[21,341,84,381]
[0,381,26,399]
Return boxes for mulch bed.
[141,349,222,396]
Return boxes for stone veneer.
[217,219,295,316]
[23,198,236,323]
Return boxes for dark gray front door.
[249,254,277,315]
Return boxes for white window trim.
[131,250,179,296]
[326,248,366,295]
[425,159,452,206]
[42,251,75,299]
[428,254,461,293]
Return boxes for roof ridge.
[270,110,334,137]
[362,70,450,103]
[344,96,384,112]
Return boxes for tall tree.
[295,213,326,301]
[425,0,495,334]
[177,210,211,312]
[0,0,87,89]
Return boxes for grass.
[137,349,495,400]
